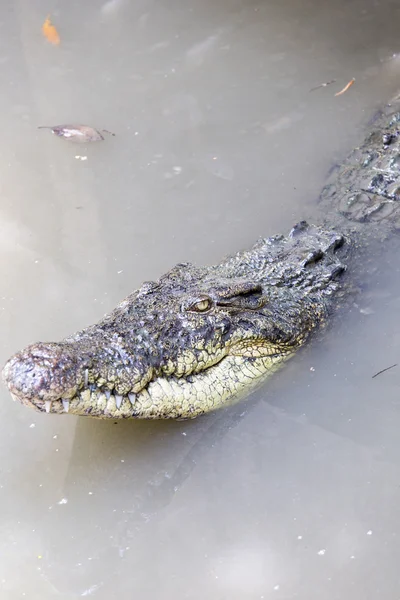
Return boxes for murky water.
[1,0,400,597]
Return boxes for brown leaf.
[38,125,105,143]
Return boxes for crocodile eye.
[187,297,213,313]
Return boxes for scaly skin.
[3,94,400,419]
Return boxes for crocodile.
[3,95,400,420]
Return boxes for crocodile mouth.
[2,343,291,420]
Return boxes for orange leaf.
[42,15,60,45]
[334,78,355,97]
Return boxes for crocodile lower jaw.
[18,353,291,420]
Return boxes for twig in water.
[372,363,397,379]
[335,78,355,97]
[309,79,336,92]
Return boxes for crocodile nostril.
[2,342,79,405]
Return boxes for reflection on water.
[1,0,400,597]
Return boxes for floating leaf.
[42,16,60,45]
[38,124,105,143]
[335,78,355,97]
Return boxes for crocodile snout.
[2,342,80,412]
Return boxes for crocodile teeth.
[84,369,89,387]
[115,394,123,409]
[106,394,115,408]
[45,400,51,414]
[62,399,70,413]
[105,390,111,400]
[128,393,136,405]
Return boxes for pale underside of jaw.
[13,353,291,419]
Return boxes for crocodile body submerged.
[3,96,400,419]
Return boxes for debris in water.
[81,583,104,596]
[360,307,374,315]
[309,79,336,92]
[335,78,355,97]
[372,363,397,379]
[38,124,106,143]
[42,16,60,46]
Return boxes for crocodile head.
[2,223,347,419]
